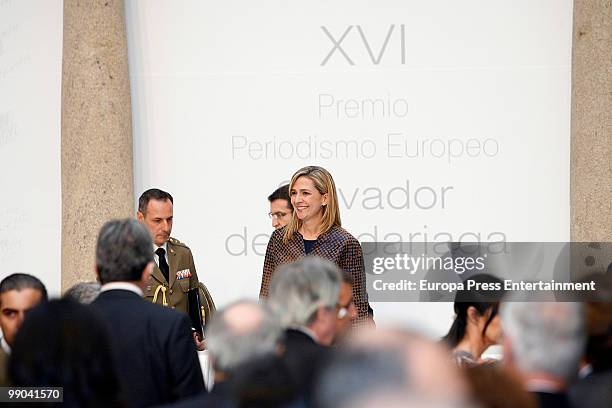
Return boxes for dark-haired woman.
[442,274,503,367]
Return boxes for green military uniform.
[144,237,199,315]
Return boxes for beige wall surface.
[61,0,134,291]
[571,0,612,242]
[60,1,610,290]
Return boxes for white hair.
[205,299,282,374]
[501,301,585,380]
[268,256,341,327]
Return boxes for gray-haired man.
[267,256,343,397]
[501,300,585,408]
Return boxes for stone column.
[571,0,612,241]
[61,0,134,291]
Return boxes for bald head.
[223,302,266,335]
[317,327,469,408]
[206,300,282,376]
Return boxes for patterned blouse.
[260,225,370,322]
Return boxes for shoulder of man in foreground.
[93,291,206,399]
[94,290,186,315]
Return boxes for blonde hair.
[284,166,341,243]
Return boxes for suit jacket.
[152,381,236,408]
[152,384,234,408]
[91,289,205,408]
[282,329,331,398]
[145,237,200,315]
[533,391,573,408]
[569,369,612,408]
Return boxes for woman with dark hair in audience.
[442,273,504,367]
[260,165,372,324]
[8,299,124,407]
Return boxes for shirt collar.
[289,325,320,344]
[100,282,143,297]
[1,337,11,355]
[154,242,168,253]
[525,378,565,393]
[578,364,593,379]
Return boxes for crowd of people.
[0,165,610,408]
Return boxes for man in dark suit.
[91,218,205,408]
[267,257,343,399]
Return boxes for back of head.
[322,327,469,407]
[442,273,503,348]
[8,299,122,407]
[347,391,469,408]
[268,256,341,328]
[63,281,101,304]
[0,273,48,301]
[206,300,282,376]
[501,300,585,380]
[95,218,153,284]
[316,348,406,408]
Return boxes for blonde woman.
[260,166,371,323]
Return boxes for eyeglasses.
[268,212,288,219]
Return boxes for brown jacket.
[260,225,369,322]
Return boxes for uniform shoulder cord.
[152,285,168,306]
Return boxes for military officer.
[137,188,200,315]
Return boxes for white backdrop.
[0,0,63,296]
[126,0,572,335]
